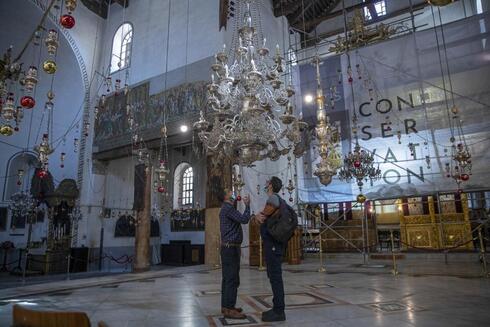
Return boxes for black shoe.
[261,309,286,322]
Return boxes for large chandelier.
[312,56,342,185]
[193,0,306,166]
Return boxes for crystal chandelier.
[9,192,36,218]
[338,135,381,202]
[445,142,472,191]
[193,0,306,166]
[338,141,381,190]
[312,56,342,185]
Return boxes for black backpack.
[266,197,298,243]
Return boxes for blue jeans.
[221,246,240,309]
[261,225,286,313]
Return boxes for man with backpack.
[255,176,297,322]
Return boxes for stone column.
[133,164,151,272]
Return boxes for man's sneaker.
[261,309,286,322]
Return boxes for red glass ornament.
[14,126,19,132]
[460,174,470,181]
[354,160,361,168]
[60,14,76,29]
[157,186,165,193]
[17,181,22,186]
[20,96,35,109]
[348,77,353,83]
[236,195,242,201]
[60,164,64,168]
[37,170,48,179]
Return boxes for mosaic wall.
[93,81,207,150]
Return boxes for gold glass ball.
[0,124,14,136]
[43,60,57,74]
[357,194,367,203]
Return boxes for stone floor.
[1,257,489,327]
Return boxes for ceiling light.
[180,125,188,133]
[304,94,314,103]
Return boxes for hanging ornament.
[42,60,57,74]
[15,106,24,122]
[0,124,14,136]
[232,170,245,196]
[155,160,169,183]
[447,142,472,189]
[34,133,53,166]
[73,137,79,153]
[60,152,66,168]
[44,29,59,55]
[17,169,24,186]
[105,76,112,93]
[356,63,362,79]
[157,186,165,193]
[60,14,76,29]
[37,169,48,179]
[408,143,416,157]
[338,141,381,196]
[115,79,121,94]
[65,0,77,13]
[20,95,36,109]
[124,84,130,96]
[312,57,341,185]
[24,66,38,92]
[2,93,16,121]
[33,29,42,46]
[44,101,54,111]
[47,90,55,101]
[356,194,367,203]
[425,155,431,169]
[347,65,353,83]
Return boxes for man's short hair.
[270,176,282,193]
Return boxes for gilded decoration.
[403,215,431,225]
[400,194,473,250]
[406,227,434,248]
[329,9,395,54]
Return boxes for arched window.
[111,23,133,73]
[173,163,194,208]
[3,152,39,202]
[181,167,193,205]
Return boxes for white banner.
[298,13,490,203]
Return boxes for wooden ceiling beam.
[272,0,304,17]
[291,0,379,32]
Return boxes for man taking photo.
[218,188,251,319]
